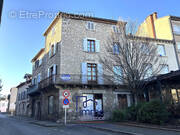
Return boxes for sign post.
[62,90,70,125]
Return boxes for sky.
[0,0,180,95]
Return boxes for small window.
[112,25,119,33]
[87,22,94,30]
[113,43,120,54]
[35,60,39,69]
[51,45,54,57]
[87,40,96,52]
[177,42,180,51]
[52,27,55,36]
[48,96,54,114]
[157,44,166,56]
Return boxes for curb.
[29,121,60,127]
[116,123,180,133]
[82,125,143,135]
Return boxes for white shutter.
[83,38,88,51]
[96,40,100,52]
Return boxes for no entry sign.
[63,90,70,98]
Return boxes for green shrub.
[137,100,170,124]
[112,109,126,122]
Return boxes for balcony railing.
[27,74,122,95]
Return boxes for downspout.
[150,14,156,38]
[169,17,180,69]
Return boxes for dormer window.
[87,21,95,30]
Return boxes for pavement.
[1,113,180,135]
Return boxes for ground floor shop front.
[28,85,132,122]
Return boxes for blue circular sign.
[63,98,70,105]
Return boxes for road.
[0,114,123,135]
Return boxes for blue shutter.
[81,63,87,84]
[83,38,88,52]
[96,40,100,52]
[98,64,104,84]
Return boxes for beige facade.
[9,87,18,115]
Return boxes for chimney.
[153,12,157,20]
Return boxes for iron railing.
[27,74,120,95]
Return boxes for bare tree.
[100,21,165,103]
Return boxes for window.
[35,60,39,69]
[157,44,166,56]
[87,22,94,30]
[141,43,150,55]
[173,24,180,35]
[177,42,180,51]
[160,64,169,74]
[87,63,97,82]
[87,40,96,52]
[112,25,119,33]
[113,66,122,84]
[51,45,54,56]
[113,43,120,54]
[48,96,54,114]
[144,64,153,79]
[37,73,41,83]
[52,27,55,36]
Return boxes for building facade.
[16,74,32,116]
[0,95,8,113]
[137,12,180,68]
[9,87,18,115]
[27,12,179,122]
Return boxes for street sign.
[62,90,71,126]
[63,90,70,98]
[63,98,70,105]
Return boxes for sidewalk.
[81,123,180,135]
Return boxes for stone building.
[16,74,32,116]
[9,87,18,115]
[27,12,179,121]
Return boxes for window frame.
[87,63,97,83]
[87,21,95,30]
[87,39,96,52]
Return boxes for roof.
[127,35,174,44]
[16,79,31,88]
[43,11,123,36]
[31,48,45,62]
[170,15,180,21]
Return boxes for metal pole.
[65,108,66,125]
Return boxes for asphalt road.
[0,114,123,135]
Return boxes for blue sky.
[0,0,180,95]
